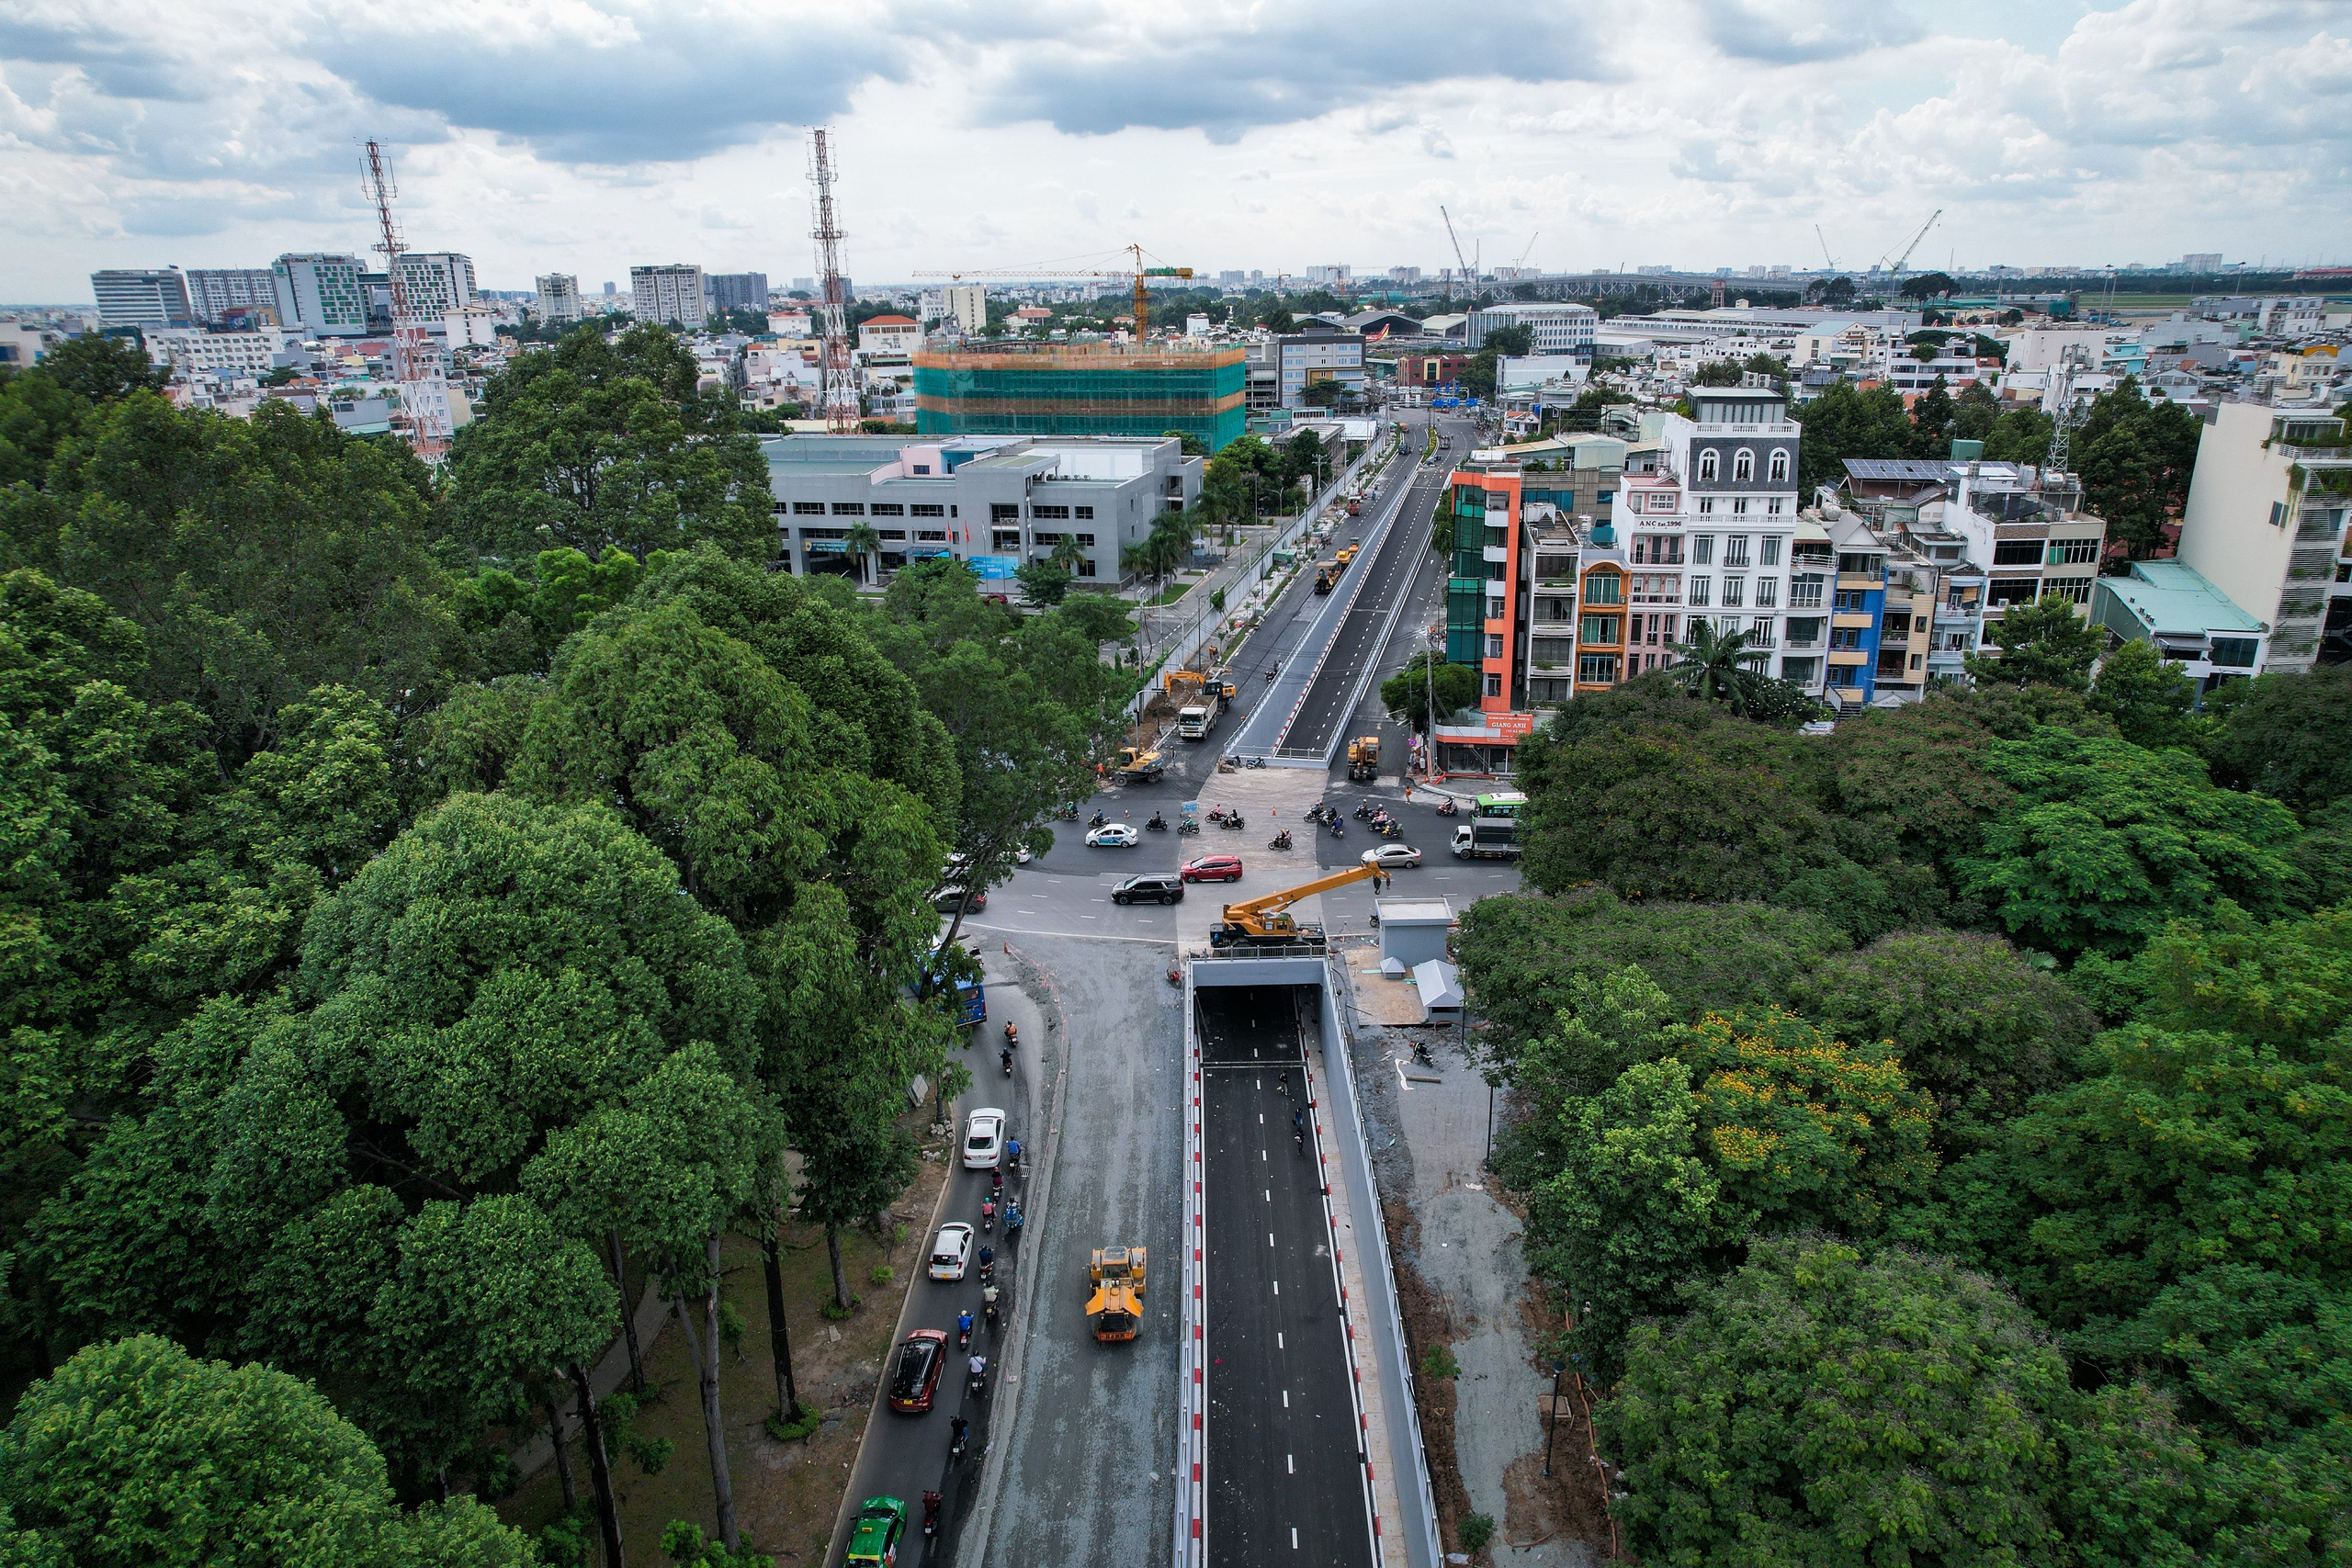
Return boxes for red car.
[888,1329,948,1413]
[1182,855,1244,884]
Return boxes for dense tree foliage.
[0,322,1132,1557]
[1473,651,2352,1560]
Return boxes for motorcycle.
[923,1493,943,1540]
[1004,1021,1018,1049]
[1146,813,1168,831]
[1088,811,1108,829]
[978,1254,996,1284]
[980,1200,996,1233]
[949,1420,968,1460]
[1217,813,1246,830]
[1205,806,1231,824]
[1245,755,1265,769]
[1001,1048,1013,1077]
[1380,820,1403,840]
[1178,818,1200,836]
[1354,802,1375,819]
[1057,805,1080,821]
[1330,819,1345,838]
[957,1314,973,1351]
[968,1363,989,1400]
[1269,830,1293,851]
[1435,797,1459,818]
[1005,1204,1024,1241]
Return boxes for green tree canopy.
[1965,592,2107,692]
[2086,637,2198,750]
[1954,728,2306,955]
[0,1335,536,1568]
[1378,651,1479,735]
[2205,665,2352,809]
[448,324,772,564]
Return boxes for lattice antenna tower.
[808,129,860,434]
[361,140,452,459]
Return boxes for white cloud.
[1,0,2347,299]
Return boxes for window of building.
[1645,491,1673,512]
[1881,611,1909,637]
[1691,536,1715,565]
[1079,559,1097,577]
[1831,626,1865,649]
[912,464,932,475]
[1724,536,1750,568]
[1580,614,1621,643]
[1485,672,1504,696]
[1487,596,1506,620]
[1075,505,1094,519]
[1075,533,1095,546]
[2046,576,2092,604]
[1698,449,1719,481]
[1584,571,1623,605]
[1033,503,1071,520]
[1767,497,1784,514]
[1723,576,1745,608]
[2211,637,2258,667]
[1486,633,1504,658]
[992,529,1022,548]
[1757,577,1778,607]
[1992,539,2044,565]
[1833,589,1865,611]
[1760,537,1781,567]
[793,501,826,514]
[1751,616,1776,646]
[917,529,947,541]
[1732,498,1749,515]
[990,503,1021,523]
[831,502,865,515]
[879,530,905,541]
[1577,653,1619,683]
[1698,497,1715,515]
[1034,532,1062,547]
[2048,538,2098,565]
[910,503,945,517]
[1689,575,1712,607]
[1734,449,1754,482]
[801,527,846,540]
[870,502,905,516]
[1770,450,1789,482]
[1988,578,2041,605]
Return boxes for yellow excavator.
[1347,735,1380,781]
[1211,863,1382,948]
[1087,1246,1147,1342]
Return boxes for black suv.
[1112,873,1184,906]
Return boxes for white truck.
[1176,702,1218,741]
[1451,790,1525,859]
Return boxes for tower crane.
[913,246,1193,339]
[1815,224,1838,272]
[1510,231,1540,279]
[1876,209,1943,280]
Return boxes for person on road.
[1005,1136,1022,1169]
[1275,1069,1290,1097]
[958,1308,974,1337]
[949,1416,968,1450]
[977,1243,995,1270]
[968,1353,988,1386]
[1293,1106,1306,1134]
[981,1280,1001,1314]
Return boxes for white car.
[1085,823,1139,848]
[1362,843,1423,870]
[928,1222,975,1280]
[962,1107,1007,1169]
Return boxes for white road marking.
[1282,1388,1289,1407]
[1261,1149,1267,1162]
[1277,1333,1284,1349]
[1293,1528,1300,1550]
[1272,1280,1280,1296]
[1287,1454,1295,1474]
[1269,1232,1275,1247]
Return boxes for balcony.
[1837,572,1883,592]
[1484,545,1510,564]
[1826,648,1869,667]
[1831,611,1873,630]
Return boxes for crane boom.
[1512,231,1540,277]
[1880,209,1942,276]
[910,248,1191,338]
[1815,224,1838,272]
[1439,206,1473,291]
[1216,863,1382,945]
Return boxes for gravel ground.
[1348,1008,1599,1567]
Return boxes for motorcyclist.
[1004,1021,1018,1048]
[949,1415,968,1453]
[968,1353,989,1392]
[1089,810,1107,828]
[977,1244,995,1270]
[1005,1136,1022,1168]
[1148,811,1166,829]
[1005,1202,1024,1238]
[957,1308,974,1342]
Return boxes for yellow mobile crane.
[912,245,1193,339]
[1210,863,1383,948]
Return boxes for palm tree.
[1663,617,1770,714]
[841,520,883,586]
[1049,533,1087,576]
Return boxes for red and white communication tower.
[362,139,454,460]
[808,128,861,434]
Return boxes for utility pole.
[808,129,859,435]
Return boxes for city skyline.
[4,0,2349,302]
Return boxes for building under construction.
[913,343,1247,451]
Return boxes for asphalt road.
[1281,450,1444,759]
[828,965,1044,1567]
[1199,986,1377,1568]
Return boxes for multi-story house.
[2176,403,2352,671]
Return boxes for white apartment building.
[630,264,707,328]
[536,274,585,323]
[1609,386,1807,683]
[940,284,987,336]
[1465,301,1599,355]
[91,269,194,329]
[442,307,501,348]
[2177,402,2352,672]
[271,254,370,338]
[144,326,292,378]
[392,253,477,324]
[856,315,922,358]
[185,268,281,326]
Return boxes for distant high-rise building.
[707,272,770,315]
[1306,265,1351,286]
[537,274,584,323]
[629,264,707,328]
[603,281,617,296]
[932,284,986,335]
[91,268,193,329]
[270,254,369,338]
[1387,266,1422,283]
[792,277,815,293]
[391,253,478,323]
[185,267,280,326]
[2182,252,2223,273]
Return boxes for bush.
[764,1402,823,1442]
[1458,1513,1496,1553]
[869,1264,895,1287]
[1419,1344,1460,1381]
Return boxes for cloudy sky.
[4,0,2348,302]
